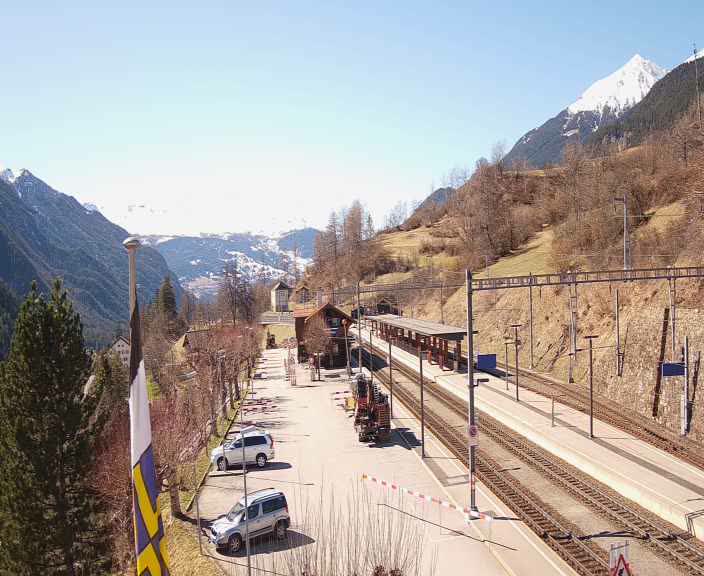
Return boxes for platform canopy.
[370,314,467,341]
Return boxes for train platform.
[358,327,704,541]
[196,348,578,576]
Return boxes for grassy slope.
[166,515,225,575]
[371,202,704,442]
[378,223,460,271]
[475,228,554,278]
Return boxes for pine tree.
[92,350,129,423]
[179,292,196,327]
[158,276,178,323]
[0,280,107,575]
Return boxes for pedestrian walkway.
[360,328,704,540]
[196,348,577,576]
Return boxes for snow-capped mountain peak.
[0,166,22,185]
[567,54,666,115]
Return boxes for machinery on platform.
[351,373,390,442]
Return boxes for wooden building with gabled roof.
[294,302,353,368]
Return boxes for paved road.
[195,348,576,576]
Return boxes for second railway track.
[360,339,704,576]
[491,359,704,471]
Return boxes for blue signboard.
[662,362,685,377]
[477,354,497,371]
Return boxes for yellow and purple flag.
[129,300,170,575]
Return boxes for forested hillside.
[325,99,704,443]
[0,280,19,359]
[0,172,182,346]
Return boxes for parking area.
[194,348,575,576]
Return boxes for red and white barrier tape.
[361,474,491,520]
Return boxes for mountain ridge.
[590,53,704,148]
[142,228,320,299]
[0,169,182,345]
[504,54,666,167]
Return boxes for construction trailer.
[351,373,390,442]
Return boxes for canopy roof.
[371,314,466,341]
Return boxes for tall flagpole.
[124,236,140,576]
[125,236,140,315]
[124,236,170,576]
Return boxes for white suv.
[209,488,290,554]
[211,426,275,471]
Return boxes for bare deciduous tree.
[384,200,408,230]
[304,316,330,380]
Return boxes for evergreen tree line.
[0,280,111,574]
[0,275,195,574]
[0,279,20,360]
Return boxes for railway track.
[360,349,609,576]
[490,359,704,471]
[385,330,704,472]
[360,340,704,576]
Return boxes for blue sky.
[1,1,702,235]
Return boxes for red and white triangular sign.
[610,554,633,576]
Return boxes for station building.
[294,302,353,368]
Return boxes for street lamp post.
[510,324,522,402]
[240,405,252,575]
[466,270,479,512]
[388,338,393,418]
[418,336,425,458]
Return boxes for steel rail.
[434,344,704,472]
[359,347,609,576]
[491,360,704,472]
[362,341,704,575]
[413,362,704,575]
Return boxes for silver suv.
[209,488,290,554]
[211,426,275,471]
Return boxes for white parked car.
[211,426,275,471]
[209,488,290,553]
